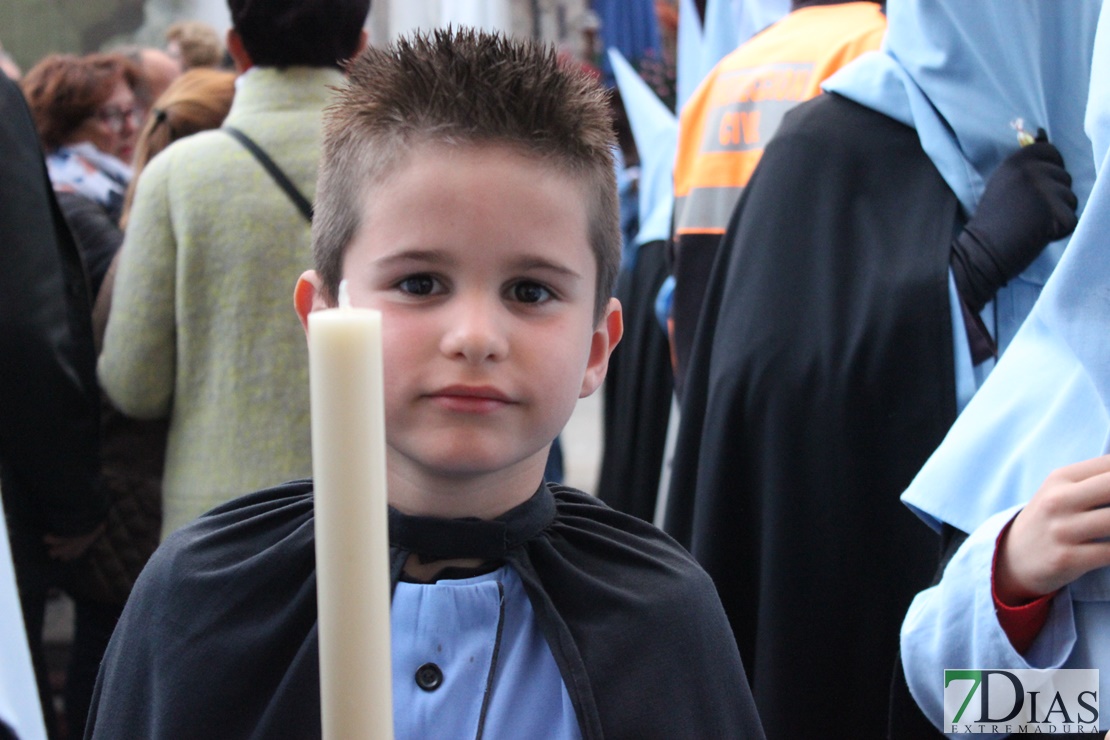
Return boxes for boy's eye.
[397,275,439,296]
[509,281,552,304]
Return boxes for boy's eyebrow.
[375,251,583,280]
[374,249,456,268]
[509,257,582,280]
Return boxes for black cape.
[87,480,765,739]
[664,94,956,738]
[0,74,102,537]
[598,239,675,521]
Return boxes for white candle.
[309,281,393,739]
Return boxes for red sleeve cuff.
[991,518,1056,654]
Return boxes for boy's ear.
[579,297,623,399]
[293,270,330,335]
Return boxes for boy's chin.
[421,453,547,483]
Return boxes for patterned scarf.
[46,142,133,224]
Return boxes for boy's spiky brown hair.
[312,27,620,322]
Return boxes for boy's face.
[297,143,622,514]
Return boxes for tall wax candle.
[309,281,393,739]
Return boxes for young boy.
[85,29,764,739]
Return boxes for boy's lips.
[426,385,515,413]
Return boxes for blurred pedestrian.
[22,53,141,295]
[100,0,370,538]
[165,20,226,70]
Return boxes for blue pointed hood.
[676,0,705,113]
[901,3,1110,541]
[609,48,678,248]
[700,0,790,84]
[825,0,1101,354]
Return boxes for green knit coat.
[100,67,344,538]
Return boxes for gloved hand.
[950,131,1079,314]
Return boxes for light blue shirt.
[392,565,580,739]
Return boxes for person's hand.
[43,522,105,561]
[996,455,1110,604]
[951,136,1079,313]
[979,136,1079,248]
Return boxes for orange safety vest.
[673,2,887,241]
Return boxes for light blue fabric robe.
[899,3,1110,733]
[824,0,1101,405]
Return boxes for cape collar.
[388,484,555,562]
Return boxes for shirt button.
[415,662,443,692]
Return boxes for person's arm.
[902,457,1110,732]
[990,516,1056,654]
[97,155,178,420]
[901,503,1081,735]
[950,135,1079,363]
[0,75,104,537]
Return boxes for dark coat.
[598,239,674,522]
[54,166,165,607]
[54,190,123,299]
[665,93,956,738]
[0,74,103,536]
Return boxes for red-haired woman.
[22,53,140,297]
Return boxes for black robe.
[598,239,675,522]
[86,480,765,739]
[664,93,956,739]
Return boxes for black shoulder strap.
[222,126,313,223]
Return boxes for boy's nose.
[440,294,509,363]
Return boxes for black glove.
[950,132,1079,314]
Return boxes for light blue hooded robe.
[826,0,1099,408]
[894,2,1110,734]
